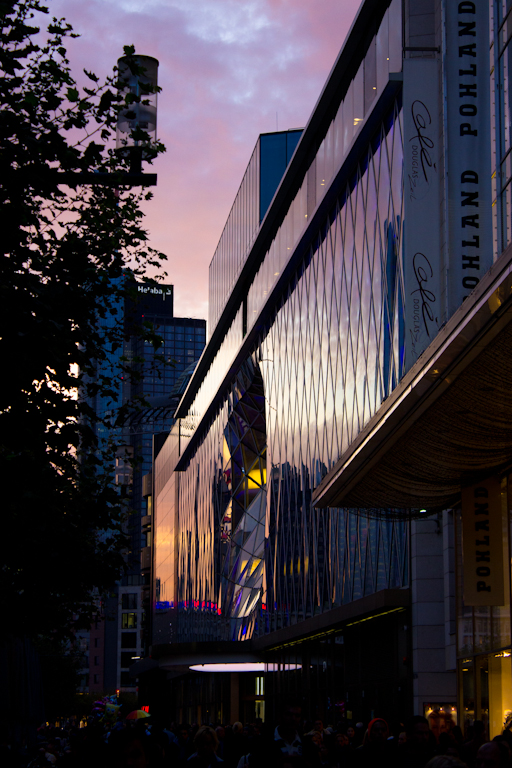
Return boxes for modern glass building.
[143,0,512,732]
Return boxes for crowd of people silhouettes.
[5,705,512,768]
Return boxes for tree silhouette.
[0,0,167,638]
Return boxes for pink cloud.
[43,0,361,323]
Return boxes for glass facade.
[208,131,302,336]
[153,0,409,650]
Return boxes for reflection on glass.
[460,658,475,735]
[220,359,267,640]
[376,9,390,94]
[343,85,354,155]
[364,37,377,115]
[353,66,364,130]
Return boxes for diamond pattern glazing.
[156,103,409,644]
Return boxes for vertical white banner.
[446,0,493,315]
[404,59,442,368]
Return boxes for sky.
[47,0,362,322]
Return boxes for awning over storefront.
[141,641,263,676]
[313,243,512,511]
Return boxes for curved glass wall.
[220,360,266,640]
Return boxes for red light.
[141,705,149,713]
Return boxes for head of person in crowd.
[310,732,322,748]
[111,729,152,768]
[429,711,448,744]
[215,727,225,742]
[193,726,220,759]
[470,720,487,743]
[279,703,303,742]
[451,725,464,747]
[406,716,433,752]
[366,718,389,747]
[334,733,349,748]
[491,736,511,765]
[476,740,510,768]
[346,726,355,741]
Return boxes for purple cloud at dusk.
[45,0,362,324]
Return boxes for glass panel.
[333,102,344,171]
[460,658,475,736]
[316,137,326,202]
[324,122,335,188]
[208,141,266,333]
[342,85,354,156]
[376,10,390,94]
[353,66,364,134]
[364,37,377,115]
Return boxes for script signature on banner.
[411,251,437,340]
[408,99,436,200]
